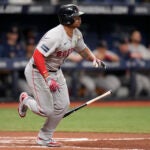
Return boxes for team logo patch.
[41,44,49,52]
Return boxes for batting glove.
[45,76,60,92]
[93,58,106,69]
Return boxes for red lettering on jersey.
[56,48,75,57]
[56,51,63,57]
[63,51,67,57]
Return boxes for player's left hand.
[92,58,106,69]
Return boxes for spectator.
[2,26,25,58]
[116,38,134,97]
[116,38,131,60]
[93,40,121,95]
[25,38,36,59]
[68,40,121,97]
[117,38,150,97]
[17,38,36,95]
[129,30,150,60]
[129,30,150,96]
[117,37,150,60]
[67,51,97,97]
[23,27,39,43]
[0,26,26,97]
[94,40,119,62]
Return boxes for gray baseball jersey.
[30,24,86,71]
[24,24,87,140]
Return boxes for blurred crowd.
[0,25,36,59]
[0,25,37,97]
[67,30,150,98]
[0,25,150,99]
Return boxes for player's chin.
[76,24,81,28]
[77,21,81,27]
[73,23,81,28]
[71,20,81,28]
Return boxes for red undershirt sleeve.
[33,49,48,77]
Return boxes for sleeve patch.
[41,44,49,52]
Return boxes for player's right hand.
[45,76,60,92]
[93,58,107,69]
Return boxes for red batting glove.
[45,76,60,92]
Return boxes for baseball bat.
[63,90,112,118]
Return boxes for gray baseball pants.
[23,62,70,140]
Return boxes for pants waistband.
[32,64,60,73]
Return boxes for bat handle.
[63,103,86,118]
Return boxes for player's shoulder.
[74,28,83,36]
[74,28,83,41]
[45,24,63,40]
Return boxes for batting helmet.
[58,4,84,25]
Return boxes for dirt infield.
[0,132,150,150]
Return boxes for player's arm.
[33,33,60,92]
[33,49,49,78]
[75,30,106,69]
[79,47,95,61]
[78,47,106,69]
[33,49,59,92]
[67,52,83,62]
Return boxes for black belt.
[32,64,60,72]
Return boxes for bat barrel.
[86,90,112,105]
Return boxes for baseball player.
[18,4,106,147]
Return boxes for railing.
[0,58,150,100]
[0,58,150,70]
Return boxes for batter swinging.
[18,4,106,147]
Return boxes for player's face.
[71,16,82,28]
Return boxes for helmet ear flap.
[65,15,75,25]
[59,14,74,25]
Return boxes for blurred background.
[0,0,150,101]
